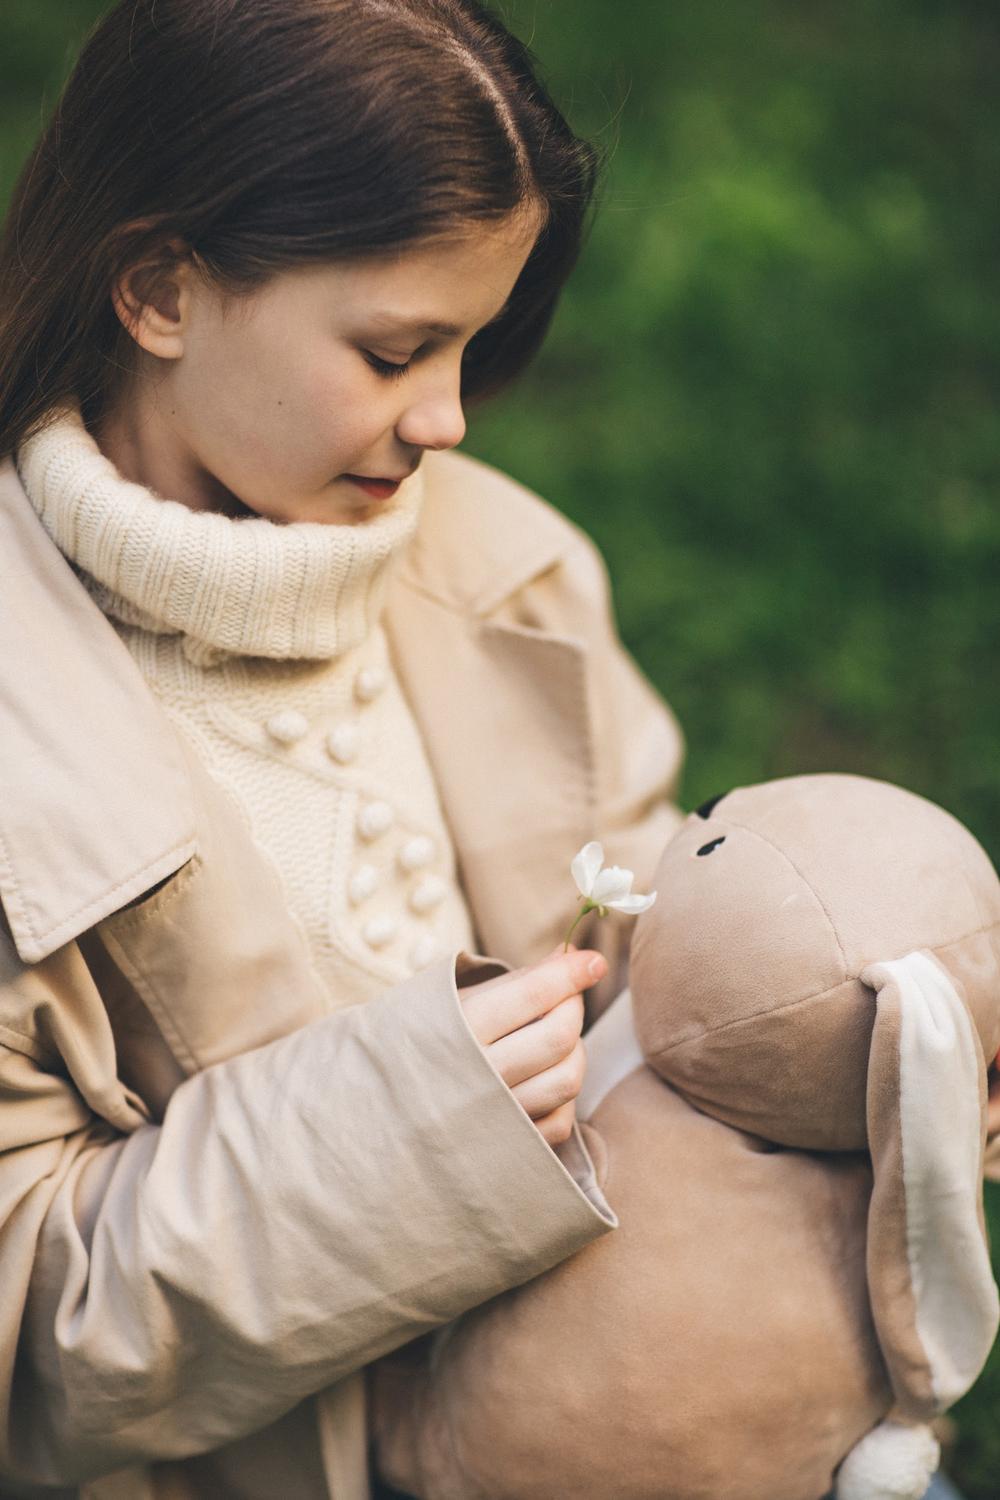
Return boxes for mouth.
[344,472,410,500]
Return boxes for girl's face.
[102,207,542,524]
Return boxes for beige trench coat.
[0,447,684,1498]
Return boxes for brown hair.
[0,0,602,461]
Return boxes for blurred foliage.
[480,0,1000,848]
[486,7,1000,1492]
[2,1,999,1492]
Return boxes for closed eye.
[364,352,411,381]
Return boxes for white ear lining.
[869,951,999,1408]
[579,988,644,1121]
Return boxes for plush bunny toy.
[372,774,1000,1500]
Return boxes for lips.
[345,475,402,500]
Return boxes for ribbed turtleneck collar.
[15,402,424,664]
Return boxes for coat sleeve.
[504,523,687,1019]
[0,929,613,1486]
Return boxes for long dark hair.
[0,0,602,460]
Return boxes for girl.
[0,1,683,1495]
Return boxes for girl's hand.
[460,946,608,1148]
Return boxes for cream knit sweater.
[17,404,476,1006]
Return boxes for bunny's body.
[373,776,1000,1500]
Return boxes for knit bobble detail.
[399,835,436,872]
[358,801,395,840]
[363,915,398,949]
[409,875,446,914]
[355,667,387,703]
[326,723,360,764]
[267,710,310,745]
[348,864,379,905]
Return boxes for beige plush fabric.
[633,775,1000,1150]
[16,405,476,1000]
[375,1067,885,1500]
[863,953,998,1420]
[373,774,1000,1500]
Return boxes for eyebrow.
[373,316,462,337]
[367,305,509,339]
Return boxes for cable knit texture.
[17,403,424,665]
[17,403,476,1003]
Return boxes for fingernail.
[587,955,606,981]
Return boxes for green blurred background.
[2,1,998,1491]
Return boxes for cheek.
[288,346,383,460]
[181,316,383,485]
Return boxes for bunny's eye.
[697,837,726,857]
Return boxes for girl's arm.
[0,935,613,1486]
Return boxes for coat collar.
[400,448,577,614]
[0,457,197,963]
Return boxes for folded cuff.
[379,947,617,1282]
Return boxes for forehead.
[261,207,542,328]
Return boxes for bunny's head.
[629,773,1000,1498]
[630,773,1000,1148]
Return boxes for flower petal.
[607,890,657,915]
[571,841,604,898]
[591,865,634,904]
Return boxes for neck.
[90,388,259,519]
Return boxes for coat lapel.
[385,450,596,967]
[0,458,196,964]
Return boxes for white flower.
[570,841,657,916]
[564,842,657,950]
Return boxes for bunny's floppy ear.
[836,951,999,1500]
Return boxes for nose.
[395,376,467,454]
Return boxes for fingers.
[533,1100,577,1149]
[461,949,607,1048]
[487,994,584,1090]
[509,1038,586,1123]
[458,947,604,1152]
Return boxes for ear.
[111,237,193,360]
[836,950,999,1500]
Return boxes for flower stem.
[563,899,593,951]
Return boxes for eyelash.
[364,352,411,381]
